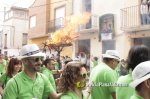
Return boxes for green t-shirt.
[0,73,11,86]
[89,62,117,99]
[55,62,59,70]
[3,71,55,99]
[115,63,121,78]
[0,59,6,73]
[130,93,144,99]
[93,61,98,67]
[116,72,134,99]
[41,65,46,73]
[42,68,56,90]
[60,91,85,99]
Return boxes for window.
[55,6,65,30]
[22,33,27,46]
[14,11,20,17]
[4,34,7,47]
[20,11,25,18]
[26,12,29,18]
[102,40,115,54]
[4,51,7,56]
[30,15,36,28]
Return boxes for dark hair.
[64,59,73,65]
[94,57,98,61]
[103,58,114,63]
[6,58,22,77]
[58,62,87,93]
[135,83,143,91]
[126,45,150,71]
[43,58,55,67]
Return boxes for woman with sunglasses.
[58,61,92,99]
[0,58,22,96]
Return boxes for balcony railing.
[78,14,98,32]
[48,17,64,33]
[48,15,98,33]
[120,5,150,32]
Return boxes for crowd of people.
[0,43,149,99]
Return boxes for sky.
[0,0,35,30]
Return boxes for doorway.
[134,37,150,48]
[78,39,90,55]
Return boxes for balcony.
[48,17,64,33]
[78,14,98,33]
[120,5,150,32]
[48,15,98,34]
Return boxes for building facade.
[72,0,150,62]
[28,0,50,51]
[121,0,150,55]
[2,6,28,56]
[28,0,73,57]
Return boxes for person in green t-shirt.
[116,45,150,99]
[58,62,92,99]
[129,61,150,99]
[89,50,120,99]
[0,58,22,96]
[3,44,62,99]
[90,55,98,71]
[42,58,56,90]
[55,61,59,70]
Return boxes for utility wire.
[0,0,68,9]
[30,0,68,8]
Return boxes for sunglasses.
[80,73,89,79]
[114,59,119,64]
[27,57,44,62]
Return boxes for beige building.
[72,0,150,63]
[49,0,73,57]
[28,0,150,61]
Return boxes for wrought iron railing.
[48,17,65,33]
[120,5,142,29]
[48,15,98,33]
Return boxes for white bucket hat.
[17,44,46,60]
[130,61,150,88]
[102,50,120,61]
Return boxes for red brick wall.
[28,0,50,38]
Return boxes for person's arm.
[42,74,62,99]
[0,82,4,96]
[52,70,63,74]
[3,78,18,99]
[49,92,63,99]
[90,55,94,62]
[85,89,91,99]
[0,73,7,96]
[111,92,116,99]
[104,72,117,99]
[85,81,94,99]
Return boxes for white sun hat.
[102,50,120,61]
[17,44,46,60]
[130,61,150,88]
